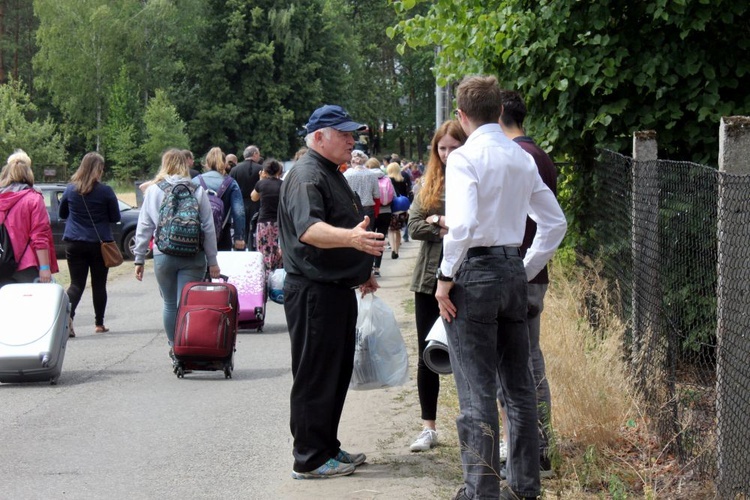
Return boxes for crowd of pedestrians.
[0,78,567,499]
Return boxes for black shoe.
[452,486,470,500]
[500,460,553,481]
[540,455,554,479]
[391,251,399,259]
[499,484,538,500]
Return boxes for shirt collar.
[308,148,339,172]
[465,123,503,144]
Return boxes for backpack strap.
[197,175,209,192]
[216,176,233,200]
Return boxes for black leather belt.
[466,246,521,258]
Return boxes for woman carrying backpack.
[192,147,245,251]
[0,150,58,288]
[133,149,220,367]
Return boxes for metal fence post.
[716,116,750,497]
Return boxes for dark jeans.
[372,212,391,269]
[65,240,109,327]
[414,291,441,421]
[284,274,358,472]
[446,253,540,499]
[243,200,260,250]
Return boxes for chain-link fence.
[577,149,750,495]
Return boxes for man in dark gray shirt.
[278,104,386,479]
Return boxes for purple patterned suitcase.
[216,251,266,331]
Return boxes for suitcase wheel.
[224,366,232,379]
[257,326,263,333]
[176,366,185,378]
[50,377,58,386]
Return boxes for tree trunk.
[13,0,18,80]
[0,1,6,83]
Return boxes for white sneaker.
[498,439,508,463]
[410,428,438,452]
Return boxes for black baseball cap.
[305,105,366,134]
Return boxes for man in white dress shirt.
[435,75,567,500]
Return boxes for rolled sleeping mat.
[423,318,452,375]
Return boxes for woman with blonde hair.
[59,152,120,336]
[192,147,245,251]
[0,150,58,287]
[386,162,410,259]
[406,120,467,451]
[133,148,220,369]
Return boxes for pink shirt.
[0,187,59,273]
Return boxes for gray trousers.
[498,283,552,454]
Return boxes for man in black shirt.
[230,145,263,248]
[279,104,385,479]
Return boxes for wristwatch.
[436,269,453,282]
[431,215,440,225]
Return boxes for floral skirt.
[389,212,408,231]
[256,221,283,278]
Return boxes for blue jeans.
[153,252,207,344]
[446,253,540,499]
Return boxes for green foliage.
[391,0,750,246]
[33,0,129,149]
[0,80,66,170]
[102,66,143,182]
[141,89,189,172]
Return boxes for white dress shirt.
[440,123,567,281]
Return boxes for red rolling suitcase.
[173,277,238,379]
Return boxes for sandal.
[69,326,76,338]
[95,325,109,333]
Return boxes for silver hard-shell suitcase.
[0,283,70,385]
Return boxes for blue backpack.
[155,181,202,256]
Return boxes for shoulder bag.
[82,194,123,268]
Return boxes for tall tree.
[176,0,381,159]
[0,79,66,169]
[346,0,434,160]
[34,0,131,151]
[102,66,142,182]
[141,88,189,172]
[0,1,36,86]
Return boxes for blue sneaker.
[335,449,366,467]
[291,458,355,479]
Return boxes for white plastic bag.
[267,268,286,304]
[350,293,409,390]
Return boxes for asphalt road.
[0,268,294,499]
